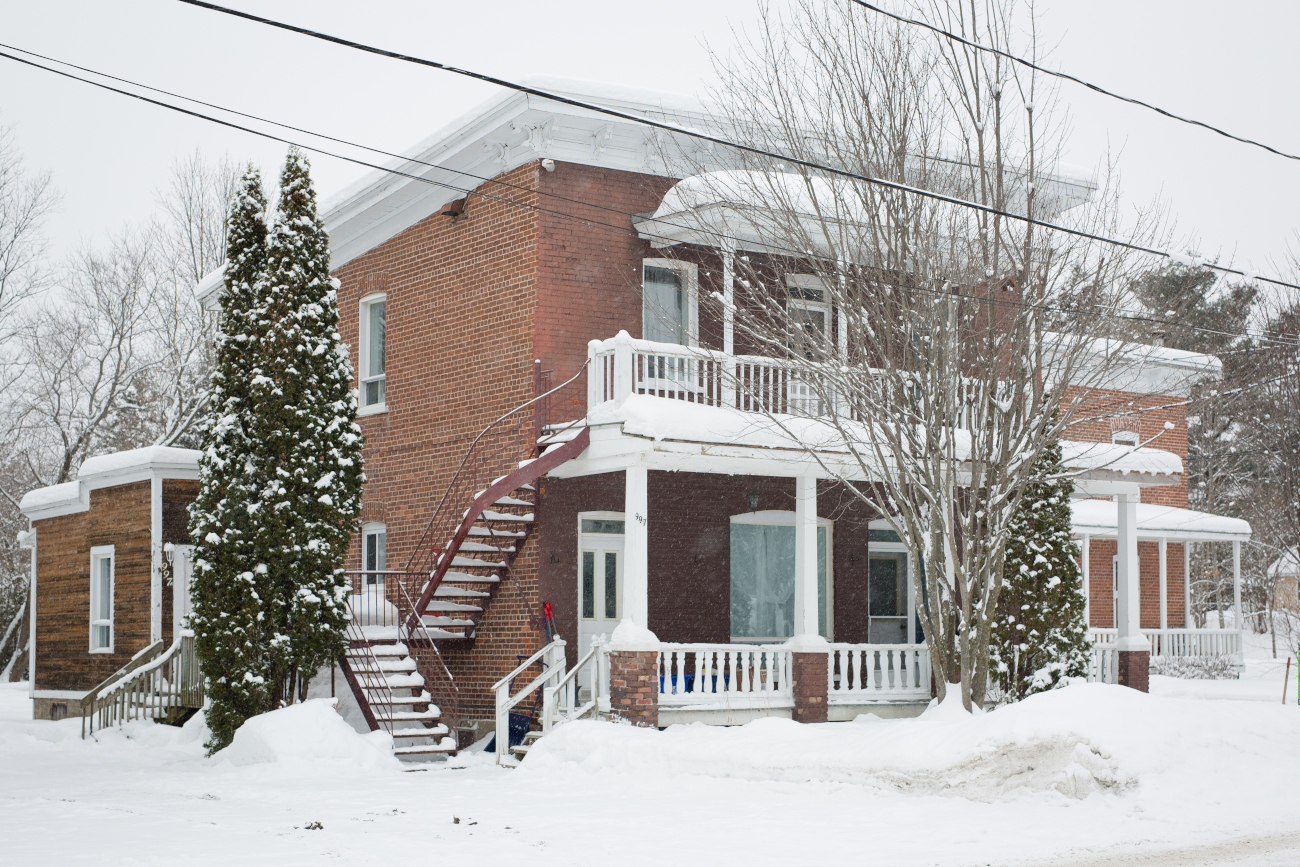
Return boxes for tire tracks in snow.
[1029,829,1300,867]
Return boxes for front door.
[577,516,624,696]
[170,544,195,638]
[868,551,908,644]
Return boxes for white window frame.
[89,545,115,654]
[358,293,387,414]
[785,274,832,340]
[642,259,698,348]
[1111,430,1138,448]
[729,510,833,642]
[577,511,625,623]
[361,521,387,584]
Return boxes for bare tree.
[673,0,1171,708]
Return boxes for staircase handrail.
[391,575,459,738]
[80,639,166,722]
[542,636,607,733]
[404,360,589,573]
[82,631,202,738]
[493,638,566,765]
[407,426,591,628]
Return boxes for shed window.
[89,546,115,653]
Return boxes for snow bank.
[527,685,1132,800]
[349,585,400,627]
[217,700,399,773]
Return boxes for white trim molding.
[89,545,115,654]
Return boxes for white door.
[170,544,195,637]
[577,517,625,698]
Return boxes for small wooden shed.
[19,447,201,721]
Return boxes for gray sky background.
[2,0,1298,289]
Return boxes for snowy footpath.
[2,640,1298,867]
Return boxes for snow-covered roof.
[1070,499,1250,542]
[19,446,201,522]
[197,76,718,307]
[1269,547,1299,578]
[583,393,1182,483]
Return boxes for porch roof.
[549,393,1183,488]
[1070,499,1251,542]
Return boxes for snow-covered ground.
[2,636,1298,867]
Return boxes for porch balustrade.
[1088,627,1242,659]
[656,644,794,707]
[826,643,930,702]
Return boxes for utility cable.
[170,0,1300,295]
[847,0,1300,164]
[1,42,1296,352]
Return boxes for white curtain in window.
[643,266,686,344]
[730,523,827,639]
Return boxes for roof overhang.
[19,446,202,522]
[1070,500,1251,542]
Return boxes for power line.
[2,42,1297,353]
[171,0,1300,296]
[847,0,1300,164]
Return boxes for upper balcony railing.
[588,331,832,419]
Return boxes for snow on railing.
[827,643,930,702]
[656,643,793,706]
[82,631,203,737]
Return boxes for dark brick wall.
[537,470,878,670]
[792,651,829,723]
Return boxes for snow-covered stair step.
[375,707,443,723]
[447,555,507,569]
[374,672,424,690]
[467,527,524,538]
[370,657,417,673]
[393,737,457,756]
[480,510,534,523]
[493,496,533,506]
[425,600,483,613]
[434,585,490,598]
[367,690,432,706]
[439,571,500,584]
[421,615,476,627]
[459,541,516,554]
[365,643,409,657]
[517,484,535,491]
[416,627,461,640]
[391,723,450,739]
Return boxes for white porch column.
[1115,493,1148,652]
[1158,537,1168,633]
[793,475,820,638]
[721,245,735,356]
[150,475,163,643]
[1232,539,1242,632]
[1081,535,1091,627]
[623,465,650,629]
[1184,542,1192,627]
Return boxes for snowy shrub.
[1150,654,1240,680]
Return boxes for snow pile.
[217,699,399,773]
[527,686,1131,801]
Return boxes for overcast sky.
[2,0,1298,287]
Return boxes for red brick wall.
[1084,538,1187,629]
[1067,386,1189,508]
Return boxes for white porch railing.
[492,639,567,765]
[1088,628,1243,659]
[827,643,931,702]
[542,637,608,733]
[656,643,793,707]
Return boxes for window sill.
[358,403,388,417]
[89,647,114,655]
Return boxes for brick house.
[18,80,1248,744]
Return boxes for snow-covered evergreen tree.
[989,437,1092,702]
[189,166,273,752]
[251,148,363,704]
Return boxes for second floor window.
[643,263,689,345]
[360,295,386,409]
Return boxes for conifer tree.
[189,166,273,752]
[989,437,1092,702]
[251,148,364,703]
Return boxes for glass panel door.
[868,552,908,643]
